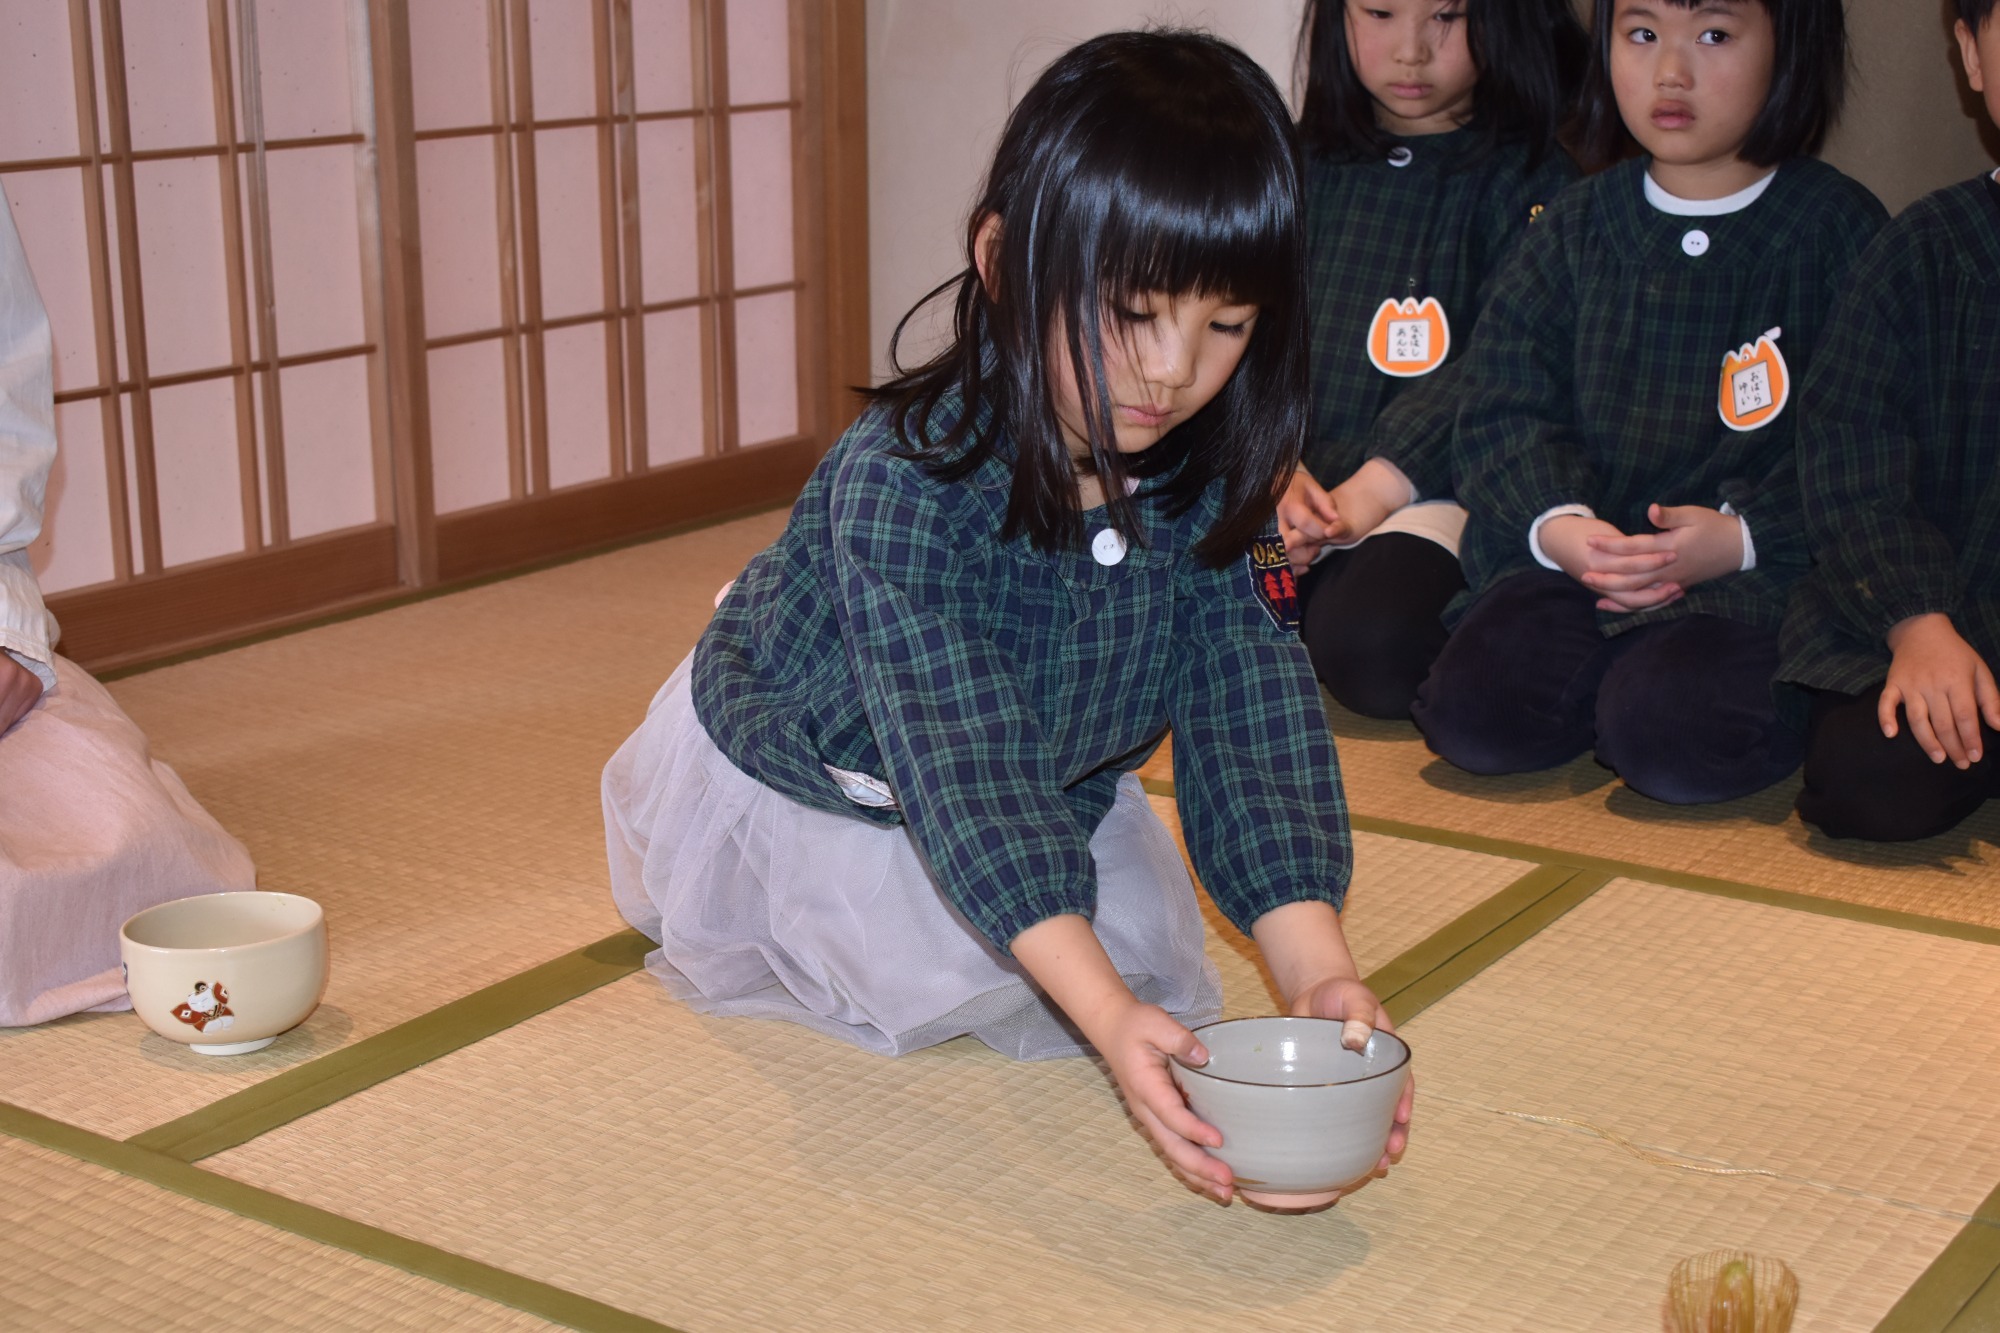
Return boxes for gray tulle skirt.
[601,655,1221,1059]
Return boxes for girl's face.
[1049,292,1260,463]
[1610,0,1775,195]
[1344,0,1478,137]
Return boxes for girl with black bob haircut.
[1576,0,1848,169]
[605,29,1409,1210]
[1296,0,1588,164]
[1277,0,1585,722]
[870,27,1307,567]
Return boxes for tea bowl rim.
[1170,1015,1412,1089]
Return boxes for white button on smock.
[1387,146,1413,168]
[1681,229,1710,257]
[1091,527,1128,566]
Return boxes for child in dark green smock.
[1277,0,1584,719]
[1780,0,2000,841]
[1413,0,1885,805]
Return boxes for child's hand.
[1094,999,1236,1203]
[1322,457,1414,554]
[1538,514,1683,613]
[1882,613,2000,769]
[0,653,43,736]
[1636,503,1743,589]
[1278,468,1342,573]
[1289,976,1414,1181]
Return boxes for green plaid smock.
[1450,156,1886,634]
[691,397,1352,953]
[1303,128,1577,495]
[1781,176,2000,695]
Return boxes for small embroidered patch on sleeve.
[1247,531,1301,632]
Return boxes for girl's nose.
[1656,43,1692,88]
[1144,324,1198,388]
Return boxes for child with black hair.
[1779,0,2000,841]
[1412,0,1886,804]
[604,30,1409,1206]
[1278,0,1586,719]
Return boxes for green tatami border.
[0,1101,682,1333]
[128,929,652,1162]
[1875,1181,2000,1333]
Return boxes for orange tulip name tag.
[1717,327,1789,432]
[1366,296,1451,378]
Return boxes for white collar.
[1643,168,1779,217]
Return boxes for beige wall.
[866,0,1996,376]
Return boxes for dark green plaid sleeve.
[825,445,1100,952]
[1799,218,1965,645]
[1451,193,1595,586]
[1167,532,1351,935]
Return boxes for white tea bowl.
[120,892,327,1056]
[1171,1015,1411,1209]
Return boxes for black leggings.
[1411,569,1802,805]
[1795,685,1999,841]
[1297,533,1466,720]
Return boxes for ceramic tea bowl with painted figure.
[1171,1015,1412,1209]
[120,891,327,1055]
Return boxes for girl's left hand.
[1585,504,1742,603]
[1092,1000,1237,1203]
[1289,976,1414,1175]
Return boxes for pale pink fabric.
[0,656,256,1026]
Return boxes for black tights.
[1796,686,2000,841]
[1297,533,1465,720]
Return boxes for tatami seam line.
[0,1100,685,1333]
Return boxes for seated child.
[1279,0,1584,719]
[604,31,1410,1205]
[1412,0,1886,804]
[0,198,255,1026]
[1779,0,2000,841]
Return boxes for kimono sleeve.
[1165,532,1351,936]
[0,198,57,689]
[825,446,1099,953]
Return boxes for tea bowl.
[121,892,327,1055]
[1171,1015,1411,1210]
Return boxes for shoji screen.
[1,0,400,663]
[0,0,866,669]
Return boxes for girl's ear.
[972,213,1003,299]
[1959,20,1987,95]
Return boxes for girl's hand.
[1634,503,1742,590]
[1289,976,1414,1176]
[1278,468,1342,573]
[1093,999,1235,1203]
[1538,514,1683,613]
[1882,613,2000,769]
[0,653,44,736]
[1323,457,1415,553]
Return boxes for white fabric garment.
[0,195,58,690]
[0,195,257,1026]
[602,654,1222,1060]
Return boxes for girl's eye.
[1114,306,1155,324]
[1625,25,1656,43]
[1434,8,1464,22]
[1696,28,1731,44]
[1209,319,1250,337]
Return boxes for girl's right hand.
[1278,469,1343,573]
[1538,514,1683,613]
[1092,999,1235,1203]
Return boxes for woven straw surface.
[208,917,1966,1333]
[1404,878,2000,1219]
[1140,708,2000,928]
[0,512,786,1139]
[0,1136,557,1331]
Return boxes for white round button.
[1091,527,1128,566]
[1681,229,1710,257]
[1387,146,1414,168]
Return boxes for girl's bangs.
[1088,142,1297,311]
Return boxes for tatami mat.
[1142,707,2000,929]
[205,880,1982,1332]
[0,1135,558,1331]
[0,511,786,1139]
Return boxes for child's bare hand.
[0,654,44,736]
[1632,503,1743,590]
[1290,976,1413,1178]
[1095,1001,1234,1202]
[1278,469,1342,573]
[1322,457,1413,554]
[1538,514,1683,613]
[1882,613,2000,769]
